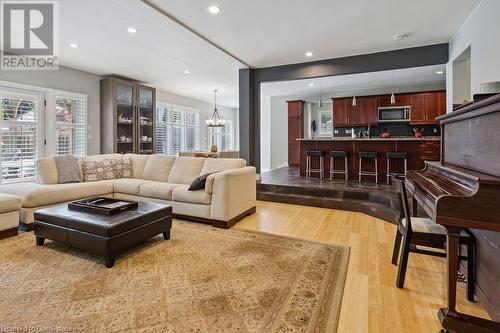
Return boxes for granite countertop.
[297,136,441,141]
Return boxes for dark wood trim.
[173,206,257,229]
[19,222,34,232]
[0,227,18,240]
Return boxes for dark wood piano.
[405,94,500,333]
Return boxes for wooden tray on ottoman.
[34,202,172,268]
[68,197,138,215]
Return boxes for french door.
[0,85,44,184]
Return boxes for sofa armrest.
[209,166,256,222]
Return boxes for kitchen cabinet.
[333,96,377,126]
[332,90,445,127]
[332,98,349,127]
[410,91,446,125]
[360,96,378,125]
[287,100,304,167]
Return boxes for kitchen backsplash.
[332,124,440,138]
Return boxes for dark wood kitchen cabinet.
[333,96,377,126]
[360,96,378,125]
[332,98,350,127]
[287,100,304,167]
[410,91,446,125]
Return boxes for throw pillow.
[188,173,214,191]
[52,155,81,184]
[82,159,117,182]
[113,157,132,178]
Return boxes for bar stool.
[358,151,378,183]
[386,152,408,184]
[329,151,348,181]
[306,150,324,179]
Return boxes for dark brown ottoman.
[34,202,172,268]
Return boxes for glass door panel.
[116,83,134,154]
[137,88,154,154]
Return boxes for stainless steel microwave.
[378,106,411,122]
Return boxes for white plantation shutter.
[209,119,233,151]
[156,104,199,156]
[55,95,87,156]
[0,88,43,183]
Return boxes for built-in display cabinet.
[100,78,156,154]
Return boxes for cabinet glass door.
[137,88,154,154]
[115,83,134,154]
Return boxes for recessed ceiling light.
[393,34,408,41]
[436,70,444,75]
[184,70,191,74]
[305,51,313,57]
[308,83,314,87]
[68,43,79,48]
[208,6,221,14]
[127,26,138,34]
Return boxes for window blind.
[0,91,41,183]
[209,119,233,151]
[55,95,87,156]
[156,104,200,156]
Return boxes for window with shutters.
[55,94,87,156]
[0,88,43,183]
[208,119,233,151]
[156,104,199,156]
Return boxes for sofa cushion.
[200,158,246,175]
[143,155,176,182]
[188,173,213,191]
[139,182,184,201]
[124,154,149,179]
[0,193,22,214]
[0,181,114,208]
[82,154,123,163]
[113,179,153,195]
[36,158,58,184]
[172,185,212,205]
[168,157,205,185]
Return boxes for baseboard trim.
[173,206,257,229]
[0,227,19,240]
[19,222,34,232]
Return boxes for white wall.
[260,97,271,172]
[0,66,101,155]
[156,90,239,151]
[447,0,500,111]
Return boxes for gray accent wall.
[0,66,101,155]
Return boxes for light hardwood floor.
[234,201,490,333]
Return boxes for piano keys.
[404,93,500,332]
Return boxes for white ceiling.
[261,65,446,100]
[58,0,243,107]
[57,0,480,108]
[150,0,480,67]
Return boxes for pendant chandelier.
[318,79,324,108]
[352,75,357,107]
[390,71,396,104]
[206,89,225,127]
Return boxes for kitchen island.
[298,137,441,181]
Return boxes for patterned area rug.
[0,221,350,332]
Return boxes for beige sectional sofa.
[0,154,256,230]
[0,193,22,239]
